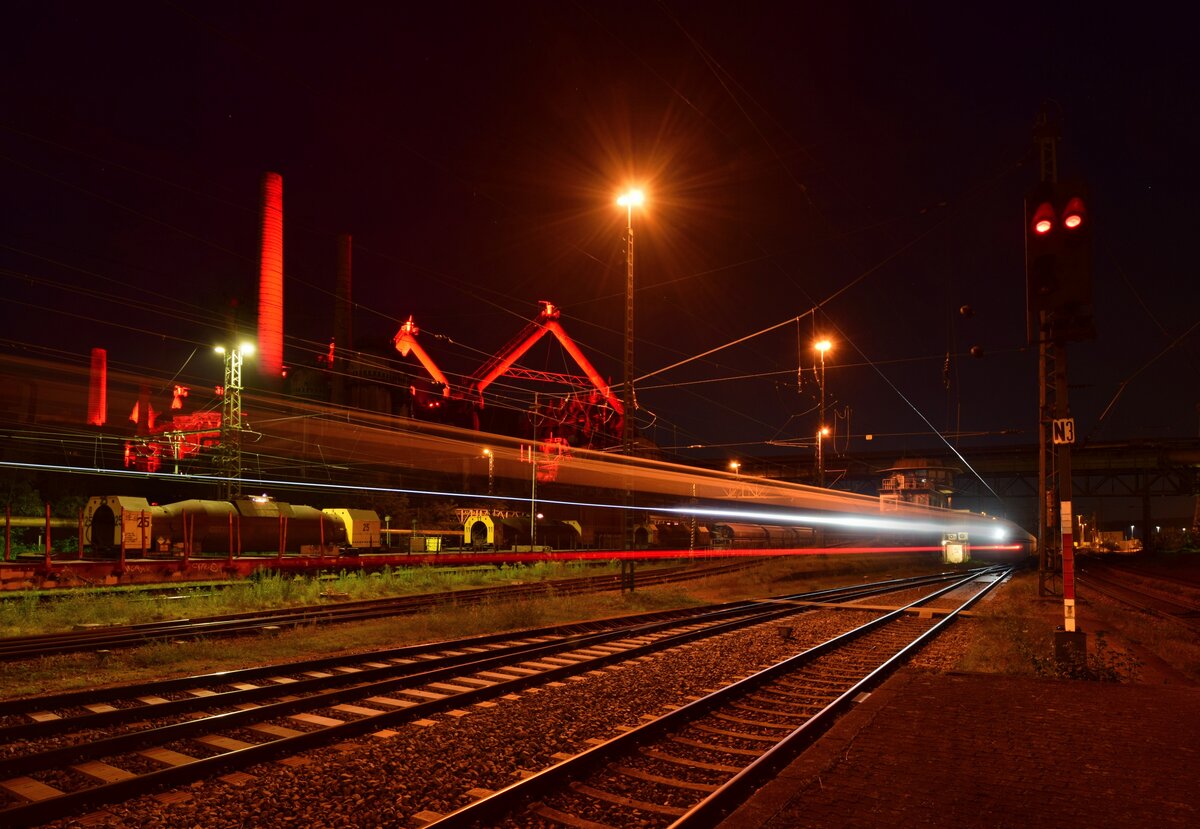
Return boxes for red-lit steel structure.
[467,301,622,416]
[394,301,624,453]
[393,317,452,396]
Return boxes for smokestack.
[332,233,352,403]
[86,347,107,426]
[257,172,284,380]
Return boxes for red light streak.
[384,546,951,567]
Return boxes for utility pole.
[216,344,253,500]
[617,189,644,552]
[531,393,538,550]
[1033,110,1060,598]
[814,339,832,487]
[1194,403,1200,538]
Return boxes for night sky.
[3,2,1197,466]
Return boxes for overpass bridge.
[723,439,1200,551]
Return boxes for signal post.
[1027,110,1093,660]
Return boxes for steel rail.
[0,567,979,720]
[0,570,975,744]
[0,591,829,826]
[0,570,990,827]
[672,567,1011,827]
[1077,570,1200,633]
[423,566,1009,828]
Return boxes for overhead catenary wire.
[636,311,815,384]
[3,5,1096,489]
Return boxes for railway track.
[0,560,751,662]
[426,567,1011,828]
[1078,558,1200,632]
[0,569,997,826]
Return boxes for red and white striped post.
[1061,501,1076,632]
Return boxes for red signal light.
[1031,201,1055,237]
[1062,196,1086,231]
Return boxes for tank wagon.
[74,495,1030,561]
[83,495,376,555]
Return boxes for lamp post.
[617,188,644,457]
[215,342,255,500]
[617,188,644,553]
[482,448,494,496]
[816,425,830,488]
[729,461,740,478]
[814,338,832,486]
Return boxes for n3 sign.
[1052,417,1076,445]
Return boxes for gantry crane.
[393,301,624,450]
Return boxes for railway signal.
[1025,180,1095,344]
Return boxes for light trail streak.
[0,353,1025,547]
[0,458,1016,543]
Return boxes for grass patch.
[0,560,614,638]
[0,554,955,699]
[956,573,1145,681]
[0,587,704,698]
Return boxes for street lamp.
[617,188,644,457]
[729,461,740,478]
[814,338,832,486]
[215,342,255,499]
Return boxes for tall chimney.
[86,347,107,426]
[257,172,284,380]
[332,233,352,403]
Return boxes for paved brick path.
[723,670,1199,828]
